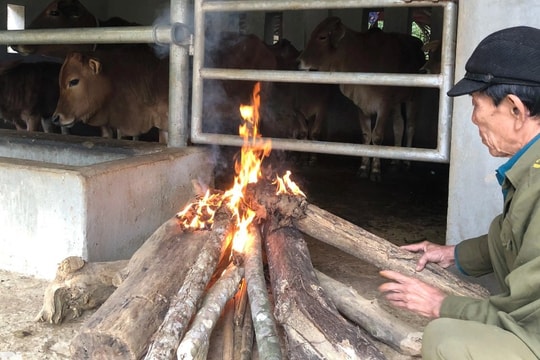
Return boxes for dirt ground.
[0,154,450,359]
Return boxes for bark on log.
[316,270,423,356]
[176,262,244,360]
[264,220,386,360]
[70,216,224,360]
[244,224,283,360]
[36,256,128,324]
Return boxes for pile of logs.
[37,181,489,360]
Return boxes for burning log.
[253,185,489,299]
[70,213,229,360]
[264,217,386,360]
[36,256,128,324]
[316,270,422,356]
[176,262,244,359]
[144,209,233,360]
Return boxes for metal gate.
[0,0,457,163]
[191,0,458,164]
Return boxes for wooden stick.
[233,279,248,360]
[70,217,216,360]
[316,270,423,356]
[244,224,283,360]
[296,202,489,299]
[176,262,244,360]
[144,209,232,360]
[222,298,235,360]
[239,300,254,360]
[264,220,386,360]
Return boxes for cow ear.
[88,58,102,75]
[329,19,345,48]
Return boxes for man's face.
[471,92,517,157]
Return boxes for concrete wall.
[446,0,540,245]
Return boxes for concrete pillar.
[446,0,540,245]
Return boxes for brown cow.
[12,0,139,58]
[298,17,426,181]
[267,38,337,165]
[0,60,61,132]
[53,45,169,142]
[203,32,278,135]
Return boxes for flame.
[176,82,305,255]
[274,170,306,198]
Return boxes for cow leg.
[101,126,114,138]
[357,109,372,180]
[23,113,42,132]
[390,103,406,169]
[308,109,326,166]
[402,97,419,170]
[41,117,55,133]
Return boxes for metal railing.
[191,0,458,163]
[0,0,458,163]
[0,1,192,148]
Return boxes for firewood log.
[264,218,386,360]
[244,224,283,360]
[70,213,229,360]
[295,203,489,299]
[36,256,128,324]
[316,270,423,356]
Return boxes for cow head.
[12,0,98,57]
[298,17,347,71]
[53,51,111,128]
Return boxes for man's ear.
[507,94,529,119]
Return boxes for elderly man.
[379,26,540,359]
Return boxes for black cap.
[448,26,540,97]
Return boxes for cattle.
[203,32,278,136]
[52,45,169,142]
[267,38,337,165]
[12,0,139,59]
[0,60,61,133]
[298,17,426,181]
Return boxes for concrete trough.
[0,130,214,279]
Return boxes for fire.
[176,82,305,253]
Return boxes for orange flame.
[274,170,306,198]
[176,82,305,255]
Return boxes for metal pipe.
[202,0,450,12]
[201,68,442,88]
[193,133,449,163]
[0,25,182,45]
[168,3,191,147]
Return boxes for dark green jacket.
[441,138,540,358]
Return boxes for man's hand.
[378,270,446,318]
[401,241,456,271]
